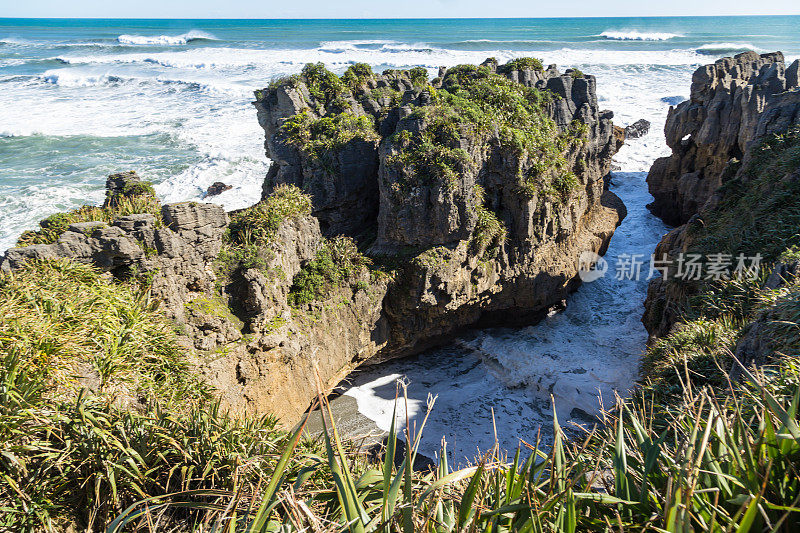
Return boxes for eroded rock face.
[646,52,800,226]
[4,59,627,425]
[642,58,800,339]
[254,60,625,365]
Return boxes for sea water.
[1,16,798,462]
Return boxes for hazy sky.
[1,0,798,19]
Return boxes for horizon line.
[2,14,800,21]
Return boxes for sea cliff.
[642,52,800,388]
[2,58,625,423]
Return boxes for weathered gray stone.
[646,52,799,226]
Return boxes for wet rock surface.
[624,119,650,139]
[206,181,233,196]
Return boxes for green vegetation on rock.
[0,260,292,531]
[497,56,544,74]
[281,109,379,171]
[472,185,506,252]
[16,193,162,247]
[288,236,371,307]
[0,259,194,402]
[387,63,578,201]
[341,62,374,90]
[693,125,800,262]
[228,183,312,248]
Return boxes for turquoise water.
[1,16,798,250]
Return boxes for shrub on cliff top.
[497,56,545,74]
[388,62,574,201]
[341,62,374,90]
[300,62,347,108]
[16,189,162,247]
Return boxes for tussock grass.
[111,368,800,532]
[16,194,163,247]
[0,259,292,532]
[0,259,194,402]
[227,184,313,249]
[219,184,313,271]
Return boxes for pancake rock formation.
[3,59,626,424]
[647,51,800,226]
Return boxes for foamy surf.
[697,42,760,55]
[600,30,682,41]
[117,30,218,46]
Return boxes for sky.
[1,0,799,19]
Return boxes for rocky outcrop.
[206,181,232,196]
[4,59,626,424]
[255,59,626,363]
[642,53,800,339]
[624,119,650,139]
[646,52,800,226]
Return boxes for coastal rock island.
[2,58,625,422]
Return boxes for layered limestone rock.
[642,54,800,339]
[255,59,625,362]
[647,52,800,226]
[4,59,626,424]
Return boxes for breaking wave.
[117,30,218,46]
[600,30,682,41]
[696,42,759,55]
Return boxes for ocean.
[1,16,798,463]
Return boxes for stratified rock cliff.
[3,58,626,424]
[647,52,800,226]
[255,59,625,362]
[642,52,800,341]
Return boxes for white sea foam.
[117,30,218,46]
[600,30,682,41]
[697,42,760,55]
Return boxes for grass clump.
[472,185,506,252]
[569,68,585,79]
[228,184,312,248]
[16,193,162,247]
[0,259,193,402]
[0,259,298,532]
[287,236,371,307]
[111,369,800,532]
[220,184,312,272]
[692,125,800,263]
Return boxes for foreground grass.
[2,260,799,532]
[108,369,800,532]
[0,261,289,532]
